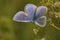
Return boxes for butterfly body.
[13,4,48,27]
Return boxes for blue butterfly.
[13,4,48,27]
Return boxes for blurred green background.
[0,0,60,40]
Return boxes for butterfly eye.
[35,6,48,19]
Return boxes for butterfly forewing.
[34,6,48,20]
[25,4,37,20]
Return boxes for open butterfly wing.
[35,16,46,27]
[13,4,37,22]
[34,6,48,20]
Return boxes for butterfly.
[13,4,48,27]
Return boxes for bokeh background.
[0,0,60,40]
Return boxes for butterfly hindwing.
[35,16,46,27]
[13,11,32,22]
